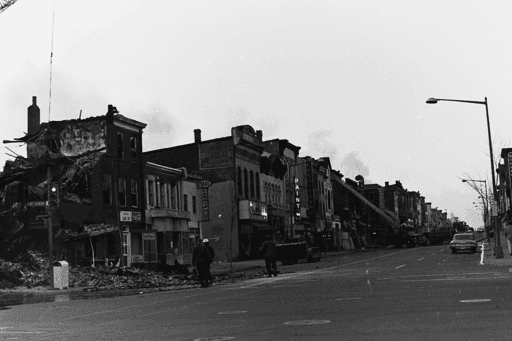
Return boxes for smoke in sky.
[340,151,370,181]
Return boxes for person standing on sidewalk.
[503,218,512,256]
[192,239,213,287]
[203,238,215,285]
[259,235,278,277]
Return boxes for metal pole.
[485,98,503,258]
[47,166,54,288]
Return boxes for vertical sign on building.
[294,178,301,222]
[198,180,212,222]
[305,157,315,222]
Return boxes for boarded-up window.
[102,174,112,205]
[118,178,126,206]
[117,132,124,159]
[131,180,138,208]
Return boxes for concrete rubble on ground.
[0,250,268,292]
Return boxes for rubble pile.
[0,250,268,291]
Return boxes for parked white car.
[450,233,477,254]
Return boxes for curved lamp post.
[427,97,503,258]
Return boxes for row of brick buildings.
[0,98,454,268]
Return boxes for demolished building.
[1,97,147,267]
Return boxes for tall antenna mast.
[48,0,56,122]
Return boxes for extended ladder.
[340,180,400,229]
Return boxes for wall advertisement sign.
[202,188,209,222]
[294,178,301,220]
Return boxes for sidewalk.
[481,233,512,267]
[209,248,382,276]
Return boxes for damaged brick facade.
[1,99,147,267]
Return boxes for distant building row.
[0,99,454,267]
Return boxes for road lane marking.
[336,297,363,301]
[395,264,406,269]
[431,253,436,255]
[399,277,495,282]
[284,320,331,325]
[218,311,247,315]
[417,258,424,261]
[460,299,491,303]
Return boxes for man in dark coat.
[192,239,213,287]
[203,238,215,285]
[259,234,278,277]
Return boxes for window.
[118,178,126,206]
[255,172,260,199]
[237,167,242,195]
[148,180,155,206]
[130,136,137,160]
[117,132,124,159]
[171,181,177,209]
[244,169,248,199]
[250,171,254,198]
[159,183,165,207]
[192,196,197,213]
[184,194,188,212]
[102,174,112,205]
[131,180,138,208]
[328,190,331,209]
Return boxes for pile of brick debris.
[0,250,266,291]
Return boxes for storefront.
[239,200,273,258]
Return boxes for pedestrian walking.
[259,235,278,277]
[503,217,512,256]
[203,238,215,285]
[192,239,213,287]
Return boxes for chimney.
[385,181,389,187]
[27,96,40,134]
[256,130,262,140]
[106,104,119,117]
[194,129,201,143]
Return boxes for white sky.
[3,0,512,228]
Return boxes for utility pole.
[47,166,54,288]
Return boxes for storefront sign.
[249,201,267,219]
[120,211,132,222]
[131,211,141,222]
[143,232,156,240]
[295,178,301,219]
[131,255,144,263]
[202,188,209,221]
[197,180,212,188]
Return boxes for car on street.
[449,233,477,253]
[476,227,485,233]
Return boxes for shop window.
[102,174,112,205]
[118,178,126,206]
[131,180,138,208]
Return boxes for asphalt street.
[1,246,512,341]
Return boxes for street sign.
[27,201,47,207]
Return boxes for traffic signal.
[48,182,60,208]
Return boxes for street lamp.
[427,97,503,258]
